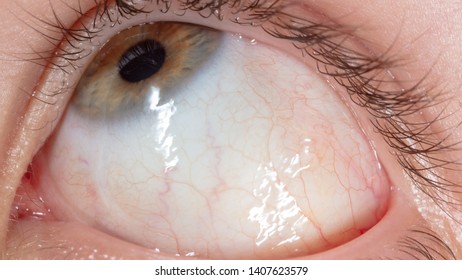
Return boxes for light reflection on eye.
[22,16,391,260]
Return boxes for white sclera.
[34,33,389,259]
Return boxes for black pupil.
[118,39,166,83]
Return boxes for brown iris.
[72,22,220,117]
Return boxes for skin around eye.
[2,0,461,260]
[23,22,390,259]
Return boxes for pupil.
[118,39,166,83]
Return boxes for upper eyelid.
[12,0,460,256]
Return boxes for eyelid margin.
[0,83,61,254]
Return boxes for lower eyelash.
[393,227,456,260]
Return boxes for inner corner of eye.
[24,20,391,259]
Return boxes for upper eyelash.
[13,0,461,256]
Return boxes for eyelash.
[394,228,456,260]
[17,0,457,259]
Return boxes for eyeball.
[26,20,391,259]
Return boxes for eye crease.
[2,0,460,260]
[73,22,220,116]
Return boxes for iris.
[72,23,220,117]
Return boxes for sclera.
[32,24,390,259]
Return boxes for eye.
[9,0,449,260]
